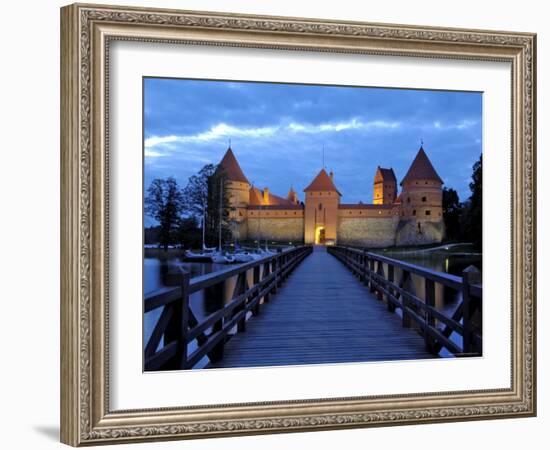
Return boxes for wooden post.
[164,269,189,369]
[387,264,395,312]
[376,261,384,301]
[232,272,248,333]
[401,271,411,328]
[206,280,225,362]
[277,253,283,287]
[263,262,270,303]
[424,278,436,353]
[462,265,481,354]
[252,265,261,316]
[369,259,376,293]
[269,257,278,294]
[362,250,369,286]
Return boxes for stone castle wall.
[395,219,445,246]
[246,218,304,243]
[337,217,399,248]
[232,214,444,247]
[233,220,248,241]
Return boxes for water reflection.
[384,253,482,278]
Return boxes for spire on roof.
[400,145,443,185]
[287,185,298,203]
[303,168,341,195]
[218,147,250,184]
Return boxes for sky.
[144,77,482,212]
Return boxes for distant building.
[218,145,444,247]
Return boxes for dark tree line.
[442,154,482,251]
[144,164,231,250]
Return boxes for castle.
[219,145,445,247]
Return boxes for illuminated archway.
[315,226,326,245]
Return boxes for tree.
[144,225,160,245]
[205,168,232,249]
[144,177,185,250]
[462,154,482,251]
[182,164,231,249]
[175,216,201,249]
[182,164,215,249]
[442,187,461,241]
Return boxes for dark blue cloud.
[144,77,482,212]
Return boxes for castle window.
[422,196,427,202]
[425,181,428,185]
[413,210,416,216]
[407,197,411,203]
[294,212,297,215]
[318,203,323,210]
[425,210,431,216]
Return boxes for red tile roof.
[218,147,250,184]
[249,187,296,206]
[303,169,341,195]
[401,147,443,185]
[249,187,263,205]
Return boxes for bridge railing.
[327,246,482,357]
[144,245,313,371]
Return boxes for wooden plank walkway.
[208,246,434,369]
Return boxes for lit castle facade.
[218,146,445,247]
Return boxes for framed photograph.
[60,3,536,446]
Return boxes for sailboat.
[185,183,234,264]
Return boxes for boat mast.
[201,205,206,250]
[218,178,223,252]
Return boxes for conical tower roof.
[400,146,443,185]
[303,169,341,195]
[218,147,249,184]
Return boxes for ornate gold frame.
[60,3,536,446]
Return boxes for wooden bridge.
[144,245,482,371]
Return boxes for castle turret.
[396,146,444,245]
[303,169,341,244]
[287,186,298,204]
[373,166,397,205]
[218,146,251,208]
[218,147,251,240]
